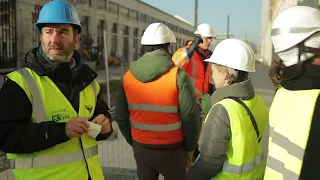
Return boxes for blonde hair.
[215,64,237,82]
[214,64,248,83]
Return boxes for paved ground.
[0,63,274,180]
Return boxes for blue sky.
[141,0,262,44]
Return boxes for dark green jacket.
[115,50,200,151]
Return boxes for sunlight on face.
[211,63,228,88]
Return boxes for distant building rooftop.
[173,15,194,27]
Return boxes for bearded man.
[0,1,112,180]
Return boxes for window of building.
[133,28,138,37]
[81,16,90,35]
[130,10,138,20]
[149,16,154,23]
[77,0,89,6]
[176,38,180,48]
[99,20,105,33]
[97,20,105,47]
[111,35,117,55]
[109,2,119,14]
[173,25,178,32]
[123,26,129,61]
[123,26,129,36]
[0,0,17,68]
[120,6,130,17]
[97,0,105,10]
[146,15,151,23]
[104,0,107,10]
[32,5,42,48]
[112,23,118,34]
[133,28,139,60]
[140,14,147,22]
[111,23,118,56]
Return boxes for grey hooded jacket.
[186,79,269,180]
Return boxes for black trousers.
[133,144,187,180]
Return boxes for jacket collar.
[281,61,320,90]
[142,49,171,57]
[210,79,255,105]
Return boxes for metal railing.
[98,75,138,179]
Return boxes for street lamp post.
[195,0,199,31]
[227,13,231,38]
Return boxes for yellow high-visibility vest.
[206,94,268,180]
[6,68,104,180]
[264,87,320,180]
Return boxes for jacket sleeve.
[0,79,70,154]
[92,91,114,141]
[300,95,320,179]
[114,78,133,145]
[177,68,201,152]
[172,42,198,69]
[186,104,231,180]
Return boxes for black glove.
[186,36,203,58]
[194,36,203,46]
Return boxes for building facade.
[0,0,195,69]
[260,0,320,66]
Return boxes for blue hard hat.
[36,0,81,33]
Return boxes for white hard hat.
[272,6,320,53]
[141,23,176,45]
[205,39,255,72]
[194,23,215,37]
[271,6,320,66]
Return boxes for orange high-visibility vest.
[172,47,211,99]
[123,66,183,145]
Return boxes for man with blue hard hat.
[0,1,112,180]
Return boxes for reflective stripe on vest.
[15,68,97,123]
[10,145,98,169]
[264,88,320,180]
[267,156,299,180]
[173,48,211,98]
[211,94,268,180]
[128,103,178,113]
[270,127,304,161]
[266,127,303,179]
[191,58,203,96]
[190,56,211,97]
[130,121,181,131]
[11,68,98,168]
[222,154,263,174]
[175,48,190,69]
[124,66,183,145]
[16,68,47,123]
[128,103,181,131]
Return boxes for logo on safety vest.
[52,114,70,122]
[51,109,70,122]
[85,105,93,113]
